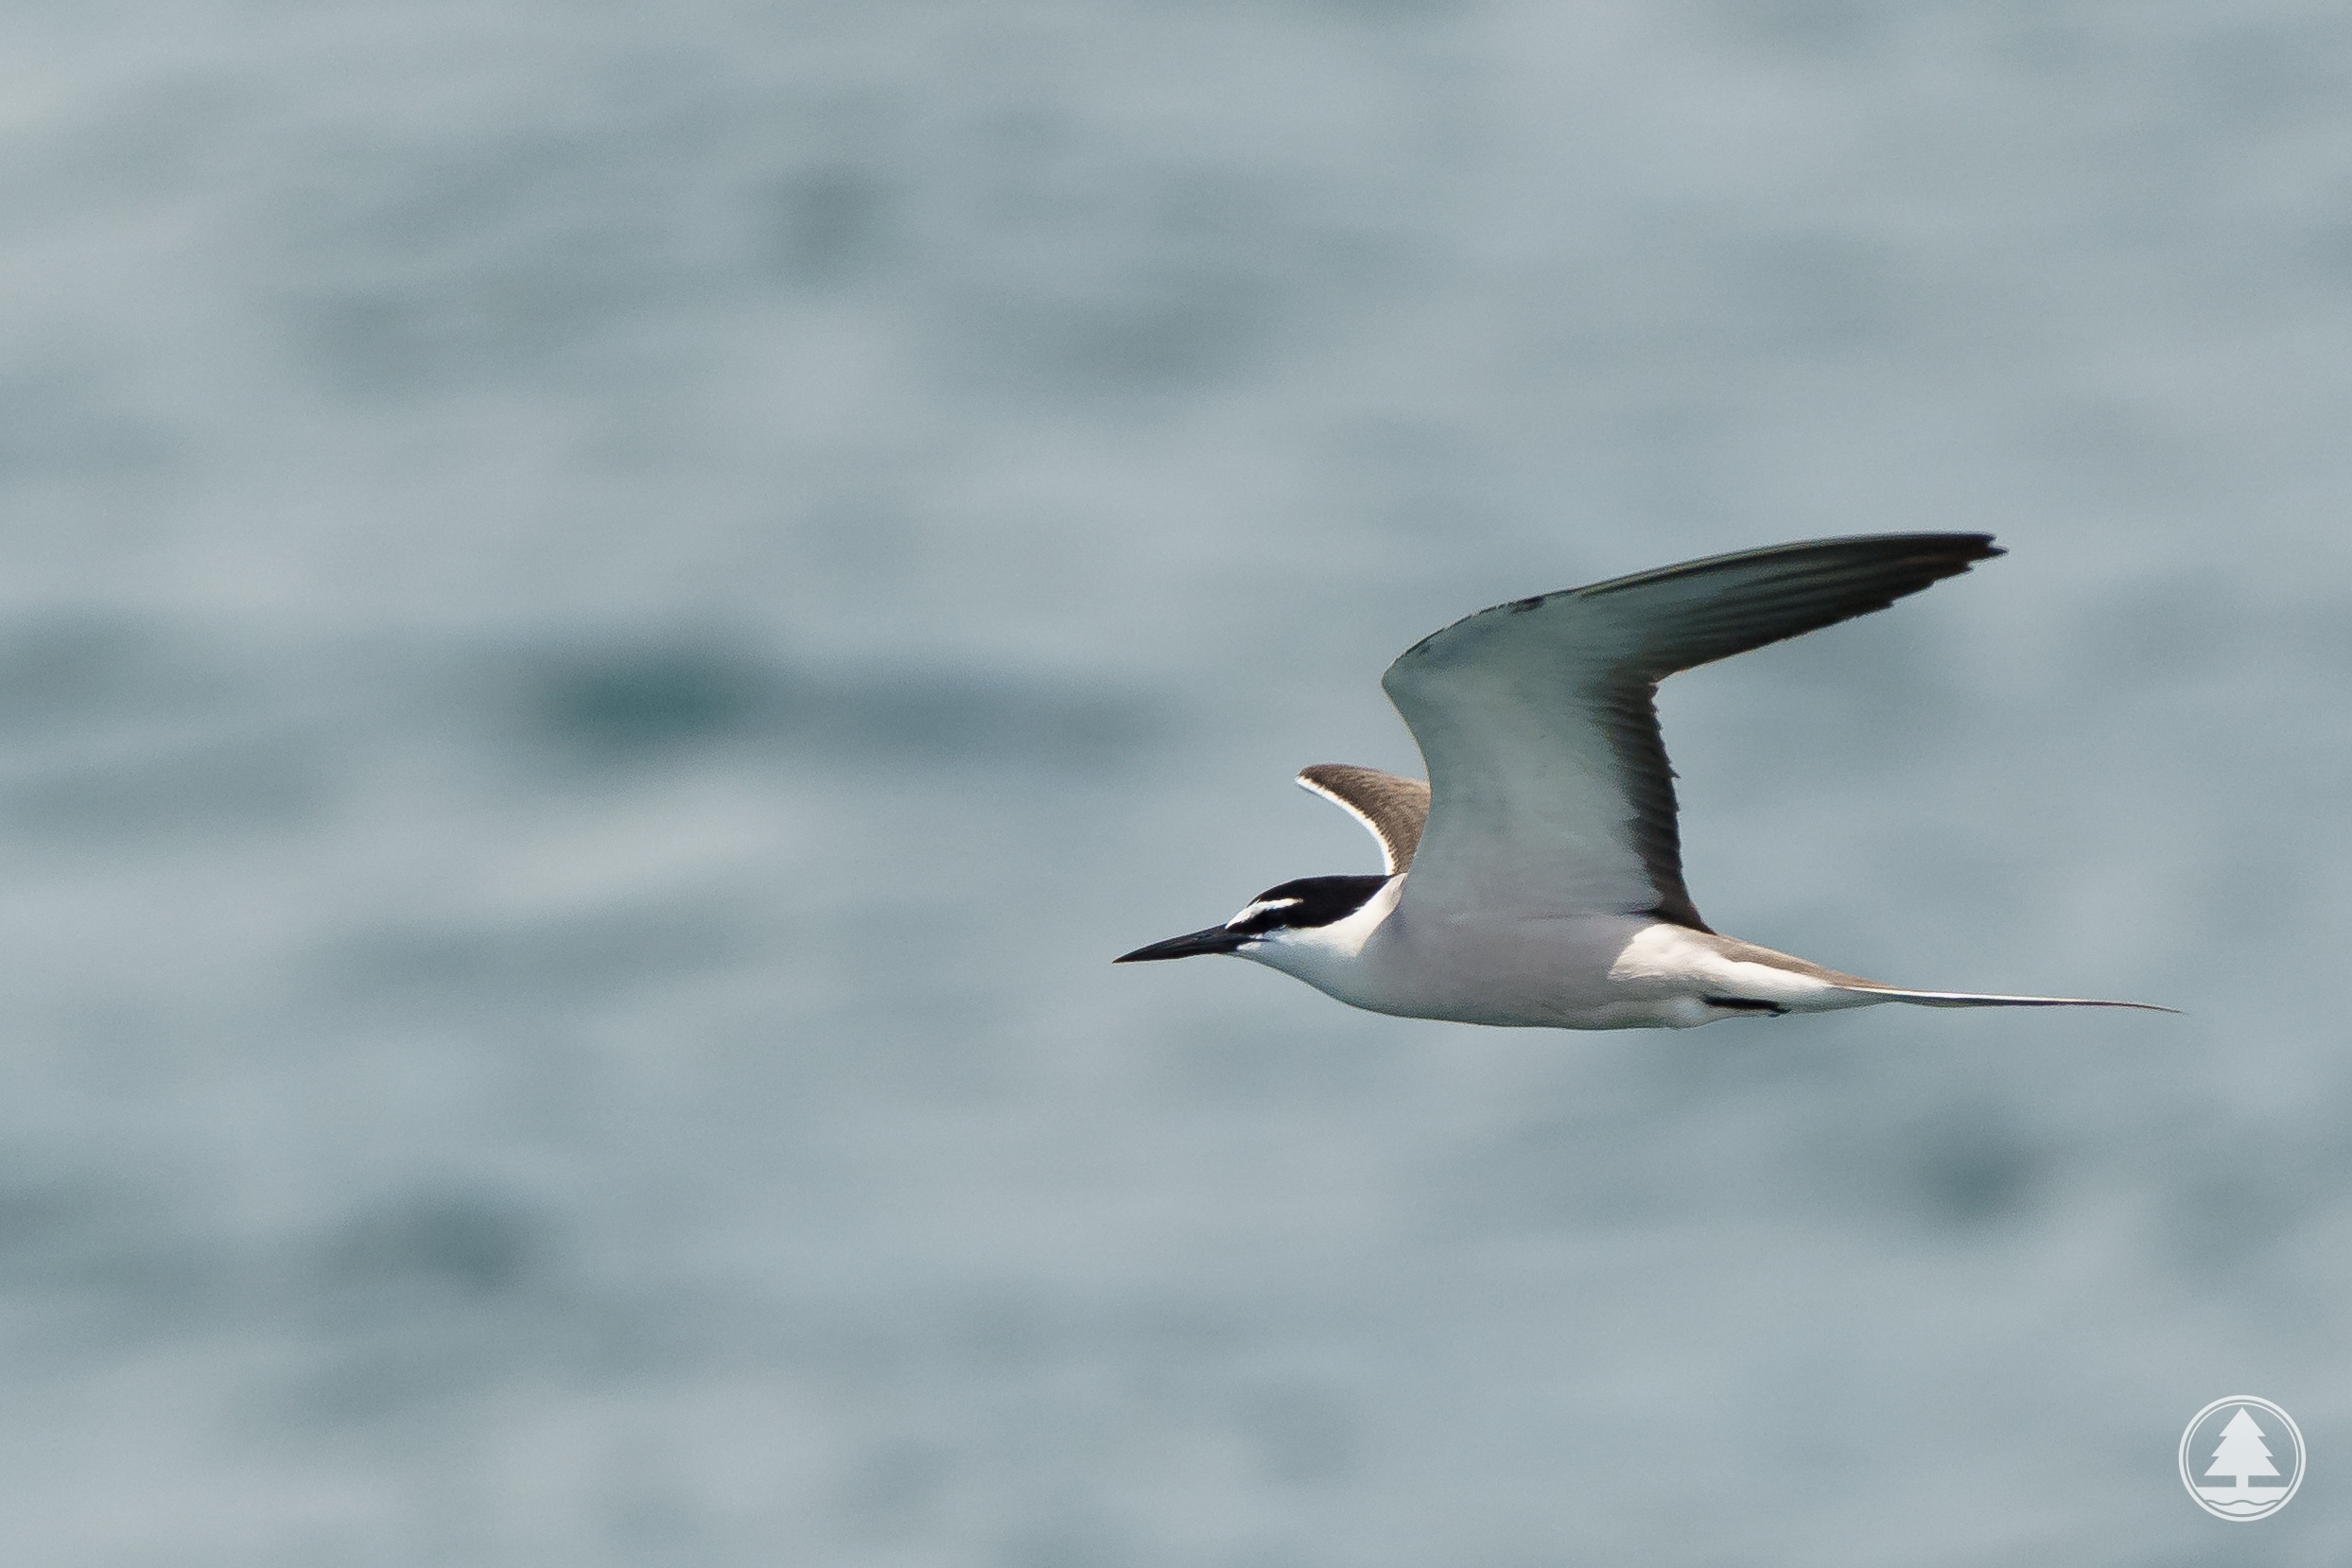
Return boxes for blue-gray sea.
[5,3,2349,1563]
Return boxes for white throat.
[1239,874,1405,988]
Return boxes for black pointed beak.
[1113,924,1250,963]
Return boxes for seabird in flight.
[1116,534,2169,1029]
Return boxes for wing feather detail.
[1297,764,1430,876]
[1381,533,2003,926]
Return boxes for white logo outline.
[2179,1396,2304,1522]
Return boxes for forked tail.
[1835,985,2178,1013]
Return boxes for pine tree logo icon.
[2180,1397,2305,1521]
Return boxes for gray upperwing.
[1380,533,2004,925]
[1297,764,1431,876]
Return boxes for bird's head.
[1114,874,1400,968]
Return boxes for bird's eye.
[1227,896,1302,932]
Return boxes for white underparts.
[1606,923,1857,1011]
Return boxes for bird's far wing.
[1297,764,1430,875]
[1380,533,2003,927]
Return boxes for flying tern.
[1116,533,2169,1029]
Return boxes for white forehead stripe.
[1228,897,1301,928]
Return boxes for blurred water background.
[3,2,2350,1563]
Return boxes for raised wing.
[1297,763,1430,875]
[1381,534,2002,927]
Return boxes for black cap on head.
[1114,874,1391,962]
